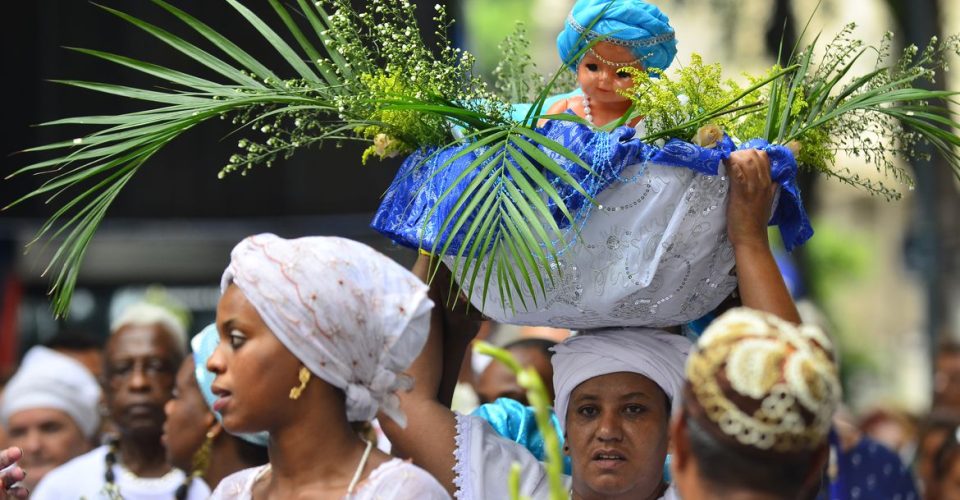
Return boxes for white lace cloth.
[209,458,450,499]
[449,159,762,329]
[453,413,678,500]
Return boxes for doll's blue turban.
[557,0,678,74]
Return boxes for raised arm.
[725,149,802,324]
[380,255,482,495]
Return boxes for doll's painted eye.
[616,70,631,78]
[585,63,599,72]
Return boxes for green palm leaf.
[8,2,344,316]
[421,125,594,312]
[9,0,598,318]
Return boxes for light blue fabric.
[472,398,571,474]
[556,0,678,73]
[191,324,269,447]
[508,89,582,124]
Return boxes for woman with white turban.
[385,260,689,499]
[206,234,449,499]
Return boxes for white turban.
[221,233,433,427]
[552,329,691,430]
[1,346,102,438]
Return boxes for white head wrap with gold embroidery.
[221,233,433,427]
[552,328,691,430]
[686,308,841,453]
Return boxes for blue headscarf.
[191,323,269,447]
[557,0,678,74]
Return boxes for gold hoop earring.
[289,366,311,400]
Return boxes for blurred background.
[1,0,958,454]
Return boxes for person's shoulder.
[546,98,570,113]
[42,445,106,478]
[31,446,107,497]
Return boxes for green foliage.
[226,0,512,170]
[354,71,443,162]
[621,24,960,201]
[493,23,542,103]
[493,23,578,103]
[463,0,533,76]
[7,0,585,317]
[623,54,763,142]
[7,0,960,320]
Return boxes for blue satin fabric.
[371,119,812,255]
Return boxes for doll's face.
[577,42,642,107]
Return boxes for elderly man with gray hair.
[1,346,102,492]
[32,302,210,500]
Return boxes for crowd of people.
[0,237,937,499]
[0,0,950,498]
[0,146,934,499]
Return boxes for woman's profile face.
[565,371,670,499]
[162,358,213,471]
[207,284,302,435]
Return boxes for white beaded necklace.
[582,95,594,125]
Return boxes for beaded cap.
[685,308,841,454]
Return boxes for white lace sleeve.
[453,413,568,500]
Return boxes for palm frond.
[420,125,593,312]
[8,2,342,316]
[10,0,597,319]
